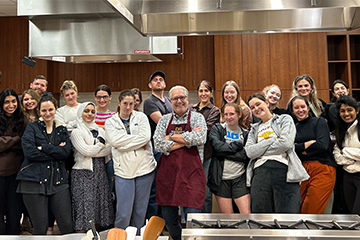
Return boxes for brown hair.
[21,89,40,121]
[220,80,249,119]
[32,75,48,86]
[131,88,142,103]
[197,80,214,104]
[223,102,246,129]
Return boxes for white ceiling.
[0,0,16,16]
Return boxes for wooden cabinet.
[214,32,329,107]
[242,34,271,91]
[327,29,360,100]
[298,33,328,91]
[269,33,299,90]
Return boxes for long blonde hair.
[291,74,324,116]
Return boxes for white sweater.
[55,105,80,132]
[71,127,111,171]
[105,111,156,179]
[334,120,360,173]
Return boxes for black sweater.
[294,116,336,167]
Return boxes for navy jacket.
[17,120,72,186]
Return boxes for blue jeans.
[146,150,161,218]
[162,205,201,240]
[115,171,155,233]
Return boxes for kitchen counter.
[0,234,169,240]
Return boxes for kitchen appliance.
[17,0,178,63]
[105,0,360,35]
[183,213,360,239]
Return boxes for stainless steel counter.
[183,213,360,240]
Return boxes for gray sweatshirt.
[245,114,309,187]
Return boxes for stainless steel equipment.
[17,0,178,63]
[183,213,360,239]
[105,0,360,35]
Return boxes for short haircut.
[169,85,188,99]
[33,75,48,86]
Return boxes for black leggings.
[22,189,73,235]
[343,171,360,214]
[0,174,22,234]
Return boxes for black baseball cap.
[149,70,165,82]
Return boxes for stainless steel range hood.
[105,0,360,35]
[17,0,177,63]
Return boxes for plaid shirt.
[153,110,207,162]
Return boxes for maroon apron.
[156,112,206,209]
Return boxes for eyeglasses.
[170,96,187,102]
[95,96,109,100]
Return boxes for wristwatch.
[169,132,175,141]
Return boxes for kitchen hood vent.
[104,0,360,35]
[17,0,177,63]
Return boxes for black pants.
[343,171,360,214]
[0,174,22,235]
[22,188,73,235]
[251,160,300,213]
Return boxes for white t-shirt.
[222,125,245,180]
[254,119,288,169]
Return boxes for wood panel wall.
[213,32,329,108]
[0,17,330,109]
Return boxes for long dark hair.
[197,80,214,104]
[0,88,25,135]
[331,79,349,102]
[95,84,112,97]
[335,95,360,148]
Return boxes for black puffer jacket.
[17,120,72,186]
[207,123,249,195]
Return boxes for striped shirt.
[95,110,115,126]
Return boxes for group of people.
[0,72,359,240]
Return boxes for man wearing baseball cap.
[143,70,173,218]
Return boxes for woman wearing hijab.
[70,102,113,232]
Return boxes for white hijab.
[76,102,98,145]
